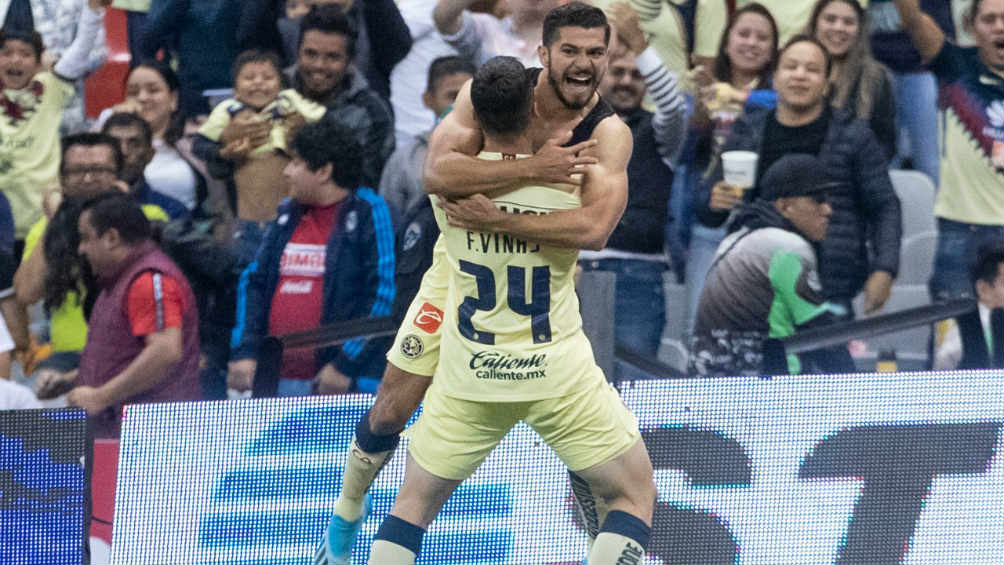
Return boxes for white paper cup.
[721,150,759,189]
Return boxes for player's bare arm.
[424,80,599,197]
[441,116,632,251]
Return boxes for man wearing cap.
[689,154,856,377]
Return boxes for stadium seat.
[897,230,937,285]
[84,8,130,118]
[890,169,936,239]
[852,284,932,367]
[658,338,688,373]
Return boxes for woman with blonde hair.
[807,0,897,159]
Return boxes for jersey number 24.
[458,260,552,345]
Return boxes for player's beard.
[547,65,599,110]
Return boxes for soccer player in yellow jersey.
[315,4,653,564]
[364,34,653,565]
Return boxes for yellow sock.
[368,540,416,564]
[334,439,393,521]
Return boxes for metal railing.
[616,299,1000,378]
[254,300,997,393]
[252,317,398,397]
[763,298,982,375]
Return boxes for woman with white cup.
[680,3,780,331]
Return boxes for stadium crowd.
[0,0,1000,420]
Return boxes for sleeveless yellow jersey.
[430,152,607,401]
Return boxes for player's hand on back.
[438,194,505,231]
[529,131,599,186]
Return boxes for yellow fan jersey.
[425,152,608,401]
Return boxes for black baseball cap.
[759,154,840,201]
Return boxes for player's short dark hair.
[81,192,151,244]
[102,112,154,148]
[972,245,1004,288]
[0,28,44,59]
[231,49,284,83]
[60,132,124,177]
[779,33,832,78]
[542,2,610,47]
[291,118,363,190]
[426,56,476,94]
[471,56,533,137]
[299,4,358,59]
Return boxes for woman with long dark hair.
[95,61,209,213]
[41,197,92,320]
[693,2,779,167]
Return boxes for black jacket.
[957,307,1004,369]
[391,197,438,325]
[842,66,898,162]
[696,107,901,302]
[608,106,674,255]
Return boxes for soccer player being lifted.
[314,4,654,563]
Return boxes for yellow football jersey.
[0,72,74,238]
[428,152,608,401]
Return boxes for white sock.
[334,438,393,521]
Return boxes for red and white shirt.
[127,271,186,336]
[269,202,341,380]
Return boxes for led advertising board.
[110,371,1003,564]
[0,408,88,565]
